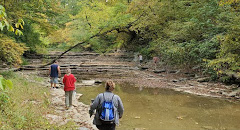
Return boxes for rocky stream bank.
[1,51,239,129]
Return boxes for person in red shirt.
[62,68,76,109]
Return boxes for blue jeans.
[50,77,58,84]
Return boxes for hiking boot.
[65,106,69,110]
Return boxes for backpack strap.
[103,93,105,101]
[102,93,114,101]
[111,94,115,101]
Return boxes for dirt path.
[46,88,97,130]
[18,51,240,129]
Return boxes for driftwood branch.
[38,13,145,68]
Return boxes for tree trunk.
[37,12,145,68]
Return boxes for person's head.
[54,60,58,64]
[105,80,115,91]
[66,68,71,74]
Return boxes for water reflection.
[77,83,240,130]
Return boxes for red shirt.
[62,74,76,91]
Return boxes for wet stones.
[172,79,179,83]
[197,77,210,82]
[94,80,102,84]
[139,66,148,70]
[169,70,179,73]
[184,72,195,77]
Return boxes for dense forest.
[0,0,239,83]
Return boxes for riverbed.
[77,83,240,130]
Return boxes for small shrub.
[0,34,27,65]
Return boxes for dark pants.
[96,124,116,130]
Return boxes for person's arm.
[49,67,51,77]
[57,66,61,77]
[73,75,76,83]
[90,94,101,111]
[62,75,66,85]
[117,96,124,118]
[72,75,77,90]
[89,94,101,117]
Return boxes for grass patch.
[32,75,45,82]
[0,71,15,79]
[21,57,29,66]
[0,72,76,129]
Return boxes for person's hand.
[89,110,94,117]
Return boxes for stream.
[19,51,240,130]
[77,83,240,130]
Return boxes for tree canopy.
[0,0,239,82]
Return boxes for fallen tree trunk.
[38,13,145,68]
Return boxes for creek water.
[76,83,240,130]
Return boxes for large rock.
[82,80,95,86]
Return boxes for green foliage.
[0,75,13,110]
[14,20,45,53]
[0,76,13,91]
[58,0,133,52]
[0,5,24,36]
[0,34,27,65]
[21,58,29,65]
[1,0,239,82]
[206,4,240,80]
[0,0,65,65]
[0,72,74,129]
[145,36,219,67]
[125,0,239,81]
[89,36,116,53]
[0,71,15,79]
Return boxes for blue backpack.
[99,93,115,122]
